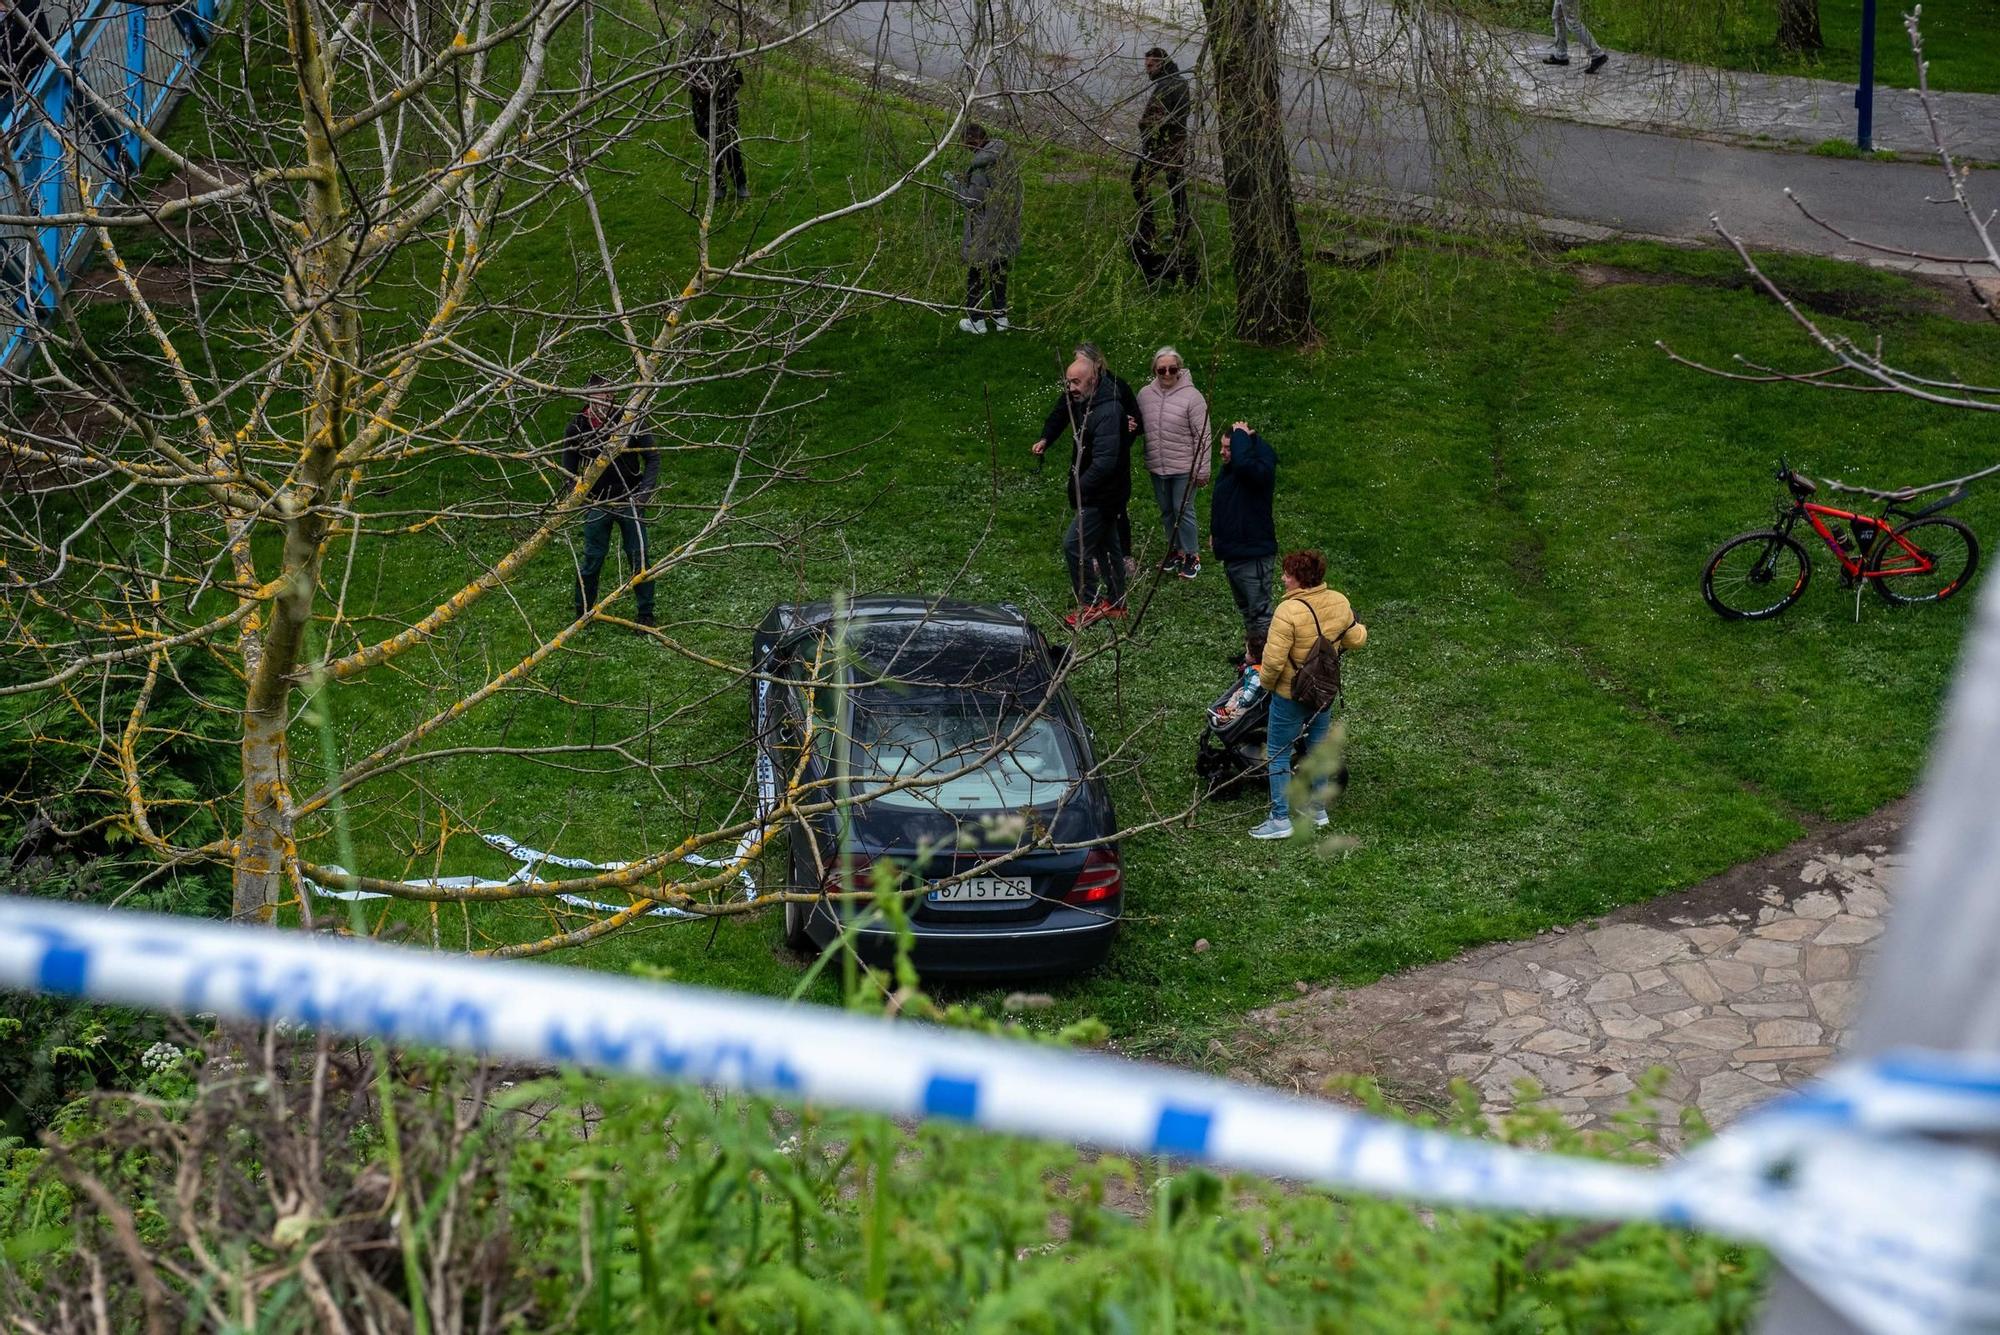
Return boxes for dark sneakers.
[1586,51,1609,73]
[1178,553,1201,580]
[1543,53,1570,65]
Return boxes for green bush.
[0,650,236,1136]
[0,924,1762,1332]
[0,1029,1766,1332]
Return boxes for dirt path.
[1224,803,1905,1148]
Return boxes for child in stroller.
[1195,651,1349,798]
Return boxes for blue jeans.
[1266,692,1331,821]
[1150,471,1198,557]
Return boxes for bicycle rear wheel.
[1871,517,1980,606]
[1702,530,1812,620]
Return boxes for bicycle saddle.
[1785,470,1818,497]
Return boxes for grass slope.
[76,51,1998,1048]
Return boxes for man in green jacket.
[1132,47,1194,284]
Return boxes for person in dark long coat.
[689,30,747,200]
[949,123,1022,335]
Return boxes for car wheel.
[782,895,817,951]
[781,826,820,953]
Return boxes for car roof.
[760,598,1046,692]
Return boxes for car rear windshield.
[839,688,1077,812]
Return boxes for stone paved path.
[1231,803,1903,1149]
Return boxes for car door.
[766,656,830,894]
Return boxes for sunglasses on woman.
[1155,364,1181,377]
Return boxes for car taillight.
[1065,848,1121,905]
[821,858,868,897]
[820,858,899,896]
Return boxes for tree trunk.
[1776,0,1823,52]
[233,0,357,920]
[1201,0,1313,344]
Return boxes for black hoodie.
[1040,374,1139,512]
[561,409,659,504]
[1138,59,1191,159]
[1210,425,1276,562]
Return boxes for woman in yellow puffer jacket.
[1251,549,1367,840]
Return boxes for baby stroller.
[1195,671,1349,799]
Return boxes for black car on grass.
[750,597,1122,978]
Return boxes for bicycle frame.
[1784,501,1941,583]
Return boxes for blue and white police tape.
[304,749,778,918]
[304,830,757,921]
[3,897,1997,1335]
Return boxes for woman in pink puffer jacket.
[1135,345,1212,579]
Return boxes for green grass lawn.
[61,49,2000,1051]
[1478,0,2000,95]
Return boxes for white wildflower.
[140,1041,184,1073]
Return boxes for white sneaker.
[992,316,1010,330]
[958,317,988,335]
[1249,816,1293,840]
[1311,807,1330,829]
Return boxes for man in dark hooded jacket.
[1029,345,1132,625]
[1132,46,1193,282]
[1210,420,1278,664]
[1033,345,1140,606]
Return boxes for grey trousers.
[1151,471,1199,556]
[576,505,653,620]
[1224,556,1274,647]
[1064,505,1127,606]
[1550,0,1602,57]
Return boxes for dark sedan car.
[750,597,1122,978]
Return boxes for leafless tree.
[1195,0,1537,342]
[0,0,1214,961]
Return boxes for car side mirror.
[1047,643,1073,676]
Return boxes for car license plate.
[927,876,1032,904]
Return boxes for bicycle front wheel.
[1871,517,1980,606]
[1702,530,1812,620]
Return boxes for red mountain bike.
[1702,459,1980,620]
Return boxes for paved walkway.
[818,1,2000,268]
[1117,0,2000,161]
[1231,804,1902,1147]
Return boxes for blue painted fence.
[2,0,225,366]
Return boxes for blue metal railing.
[1,0,224,367]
